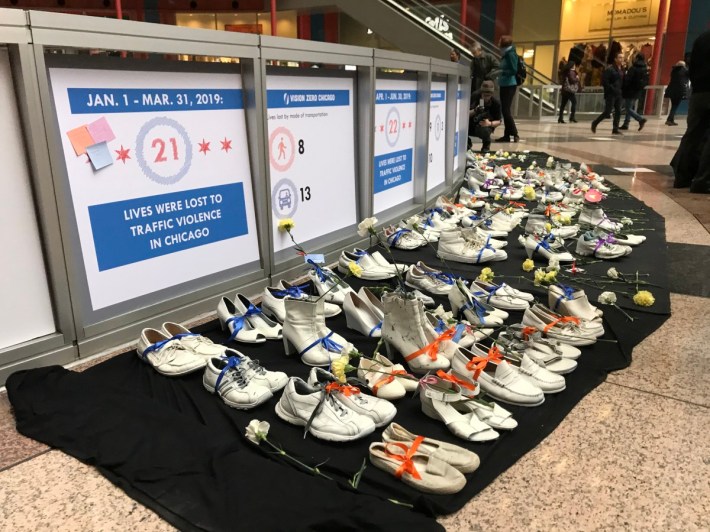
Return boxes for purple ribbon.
[594,234,616,252]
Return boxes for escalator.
[326,0,559,117]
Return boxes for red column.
[494,0,513,43]
[660,0,691,84]
[297,14,311,40]
[271,0,277,36]
[467,0,482,42]
[324,12,338,43]
[646,0,669,113]
[460,0,468,45]
[115,0,123,19]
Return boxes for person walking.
[664,61,689,125]
[496,35,520,143]
[591,52,625,135]
[558,61,581,123]
[671,30,710,193]
[469,42,499,100]
[620,53,648,131]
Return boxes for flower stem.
[262,438,333,480]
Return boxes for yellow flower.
[522,258,535,272]
[559,214,572,225]
[277,218,295,232]
[633,290,655,307]
[516,166,522,172]
[544,223,552,233]
[544,270,558,284]
[503,151,510,157]
[523,185,536,201]
[348,261,363,278]
[533,268,546,286]
[494,193,502,201]
[477,267,494,283]
[330,355,353,384]
[505,207,515,214]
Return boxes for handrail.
[380,0,554,85]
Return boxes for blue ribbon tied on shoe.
[476,235,497,264]
[226,304,263,341]
[553,284,576,311]
[388,228,411,247]
[300,331,343,357]
[141,338,175,359]
[534,234,554,255]
[458,298,488,324]
[423,270,455,285]
[307,259,330,283]
[214,356,242,392]
[369,322,383,337]
[474,283,502,304]
[272,282,310,299]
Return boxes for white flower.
[621,217,633,226]
[245,419,270,444]
[580,162,589,174]
[598,291,617,305]
[546,156,555,168]
[607,267,619,279]
[357,217,378,237]
[546,255,560,272]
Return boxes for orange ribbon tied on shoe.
[405,327,456,363]
[544,204,560,217]
[372,369,411,395]
[325,382,361,397]
[543,316,580,334]
[436,370,476,391]
[520,326,538,340]
[465,345,504,380]
[508,201,526,208]
[385,436,425,480]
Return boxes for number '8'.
[298,139,305,155]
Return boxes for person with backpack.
[620,53,648,131]
[496,35,520,143]
[591,52,625,135]
[558,61,581,123]
[664,61,689,125]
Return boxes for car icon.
[278,188,292,210]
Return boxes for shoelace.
[388,228,412,248]
[247,358,267,376]
[422,269,455,286]
[141,339,185,363]
[303,384,350,438]
[214,356,248,392]
[226,304,263,341]
[594,234,617,252]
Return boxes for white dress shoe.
[520,234,574,262]
[549,284,603,321]
[282,298,350,366]
[307,264,354,305]
[405,262,456,295]
[477,357,545,407]
[420,375,499,442]
[343,292,382,337]
[232,293,282,340]
[136,328,206,376]
[352,248,409,275]
[203,355,272,409]
[161,322,228,359]
[337,250,394,280]
[307,368,397,427]
[470,280,530,311]
[525,214,580,239]
[522,306,597,346]
[357,353,408,400]
[507,353,566,394]
[275,377,376,441]
[448,280,504,327]
[216,297,266,344]
[382,292,451,374]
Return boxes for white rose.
[546,255,560,272]
[607,267,619,279]
[597,291,617,305]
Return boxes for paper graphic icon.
[66,126,95,156]
[86,142,113,171]
[87,117,116,144]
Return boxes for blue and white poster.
[49,68,260,310]
[373,78,418,214]
[266,75,356,253]
[427,82,447,190]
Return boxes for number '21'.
[152,137,179,163]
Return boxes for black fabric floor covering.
[7,152,671,531]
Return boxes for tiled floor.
[1,118,708,531]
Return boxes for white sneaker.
[161,322,228,359]
[383,226,426,250]
[136,328,206,376]
[203,355,273,409]
[224,349,288,392]
[307,368,397,427]
[469,280,530,311]
[405,262,456,295]
[437,229,508,264]
[575,232,632,259]
[275,377,376,441]
[448,280,505,327]
[519,233,574,262]
[579,205,623,232]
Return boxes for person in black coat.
[620,53,648,131]
[671,30,710,193]
[558,61,581,123]
[592,52,625,134]
[665,61,689,125]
